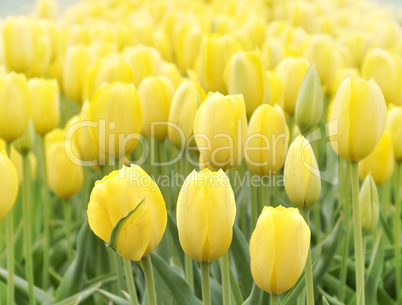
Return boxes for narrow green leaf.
[242,283,262,305]
[96,289,131,305]
[365,231,384,305]
[322,296,330,305]
[53,282,101,305]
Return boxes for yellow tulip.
[174,23,203,73]
[193,92,247,171]
[0,72,31,142]
[176,169,236,263]
[284,135,321,209]
[35,0,58,20]
[359,174,379,235]
[90,82,142,159]
[29,78,60,135]
[198,34,242,94]
[326,67,360,99]
[13,120,35,156]
[224,50,269,118]
[276,57,309,115]
[288,1,317,34]
[358,130,394,185]
[250,205,310,295]
[329,77,387,162]
[386,106,402,162]
[262,38,282,70]
[362,48,402,104]
[266,71,284,110]
[161,61,183,90]
[246,104,288,177]
[87,164,167,261]
[338,32,373,68]
[0,150,18,220]
[138,76,174,140]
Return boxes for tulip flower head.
[0,150,18,220]
[386,106,402,162]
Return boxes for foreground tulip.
[246,104,288,176]
[0,150,18,220]
[177,169,236,262]
[0,72,31,142]
[250,205,310,295]
[194,92,247,170]
[386,106,402,162]
[329,77,387,162]
[359,174,379,235]
[88,164,167,261]
[284,135,321,209]
[358,130,394,185]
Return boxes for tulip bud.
[90,82,142,160]
[138,76,174,140]
[224,50,269,118]
[359,174,379,235]
[358,130,394,185]
[0,72,31,142]
[276,57,309,115]
[168,81,205,150]
[246,104,288,177]
[194,92,247,171]
[29,78,60,135]
[386,106,402,162]
[250,205,310,295]
[35,0,58,20]
[176,169,236,262]
[174,23,203,73]
[266,71,284,110]
[87,164,167,261]
[0,150,18,220]
[198,34,242,94]
[284,135,321,209]
[13,120,35,156]
[295,65,324,133]
[329,77,387,162]
[362,48,402,104]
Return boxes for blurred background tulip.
[0,150,18,220]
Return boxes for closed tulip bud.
[359,174,379,235]
[246,105,288,176]
[362,48,402,104]
[0,72,31,142]
[90,82,142,159]
[35,0,58,20]
[358,131,394,185]
[284,135,321,209]
[0,150,18,220]
[198,34,242,94]
[176,169,236,262]
[84,54,133,101]
[194,92,247,171]
[174,23,203,73]
[276,57,309,115]
[29,78,60,135]
[329,77,387,162]
[123,46,163,88]
[88,164,167,261]
[224,50,269,118]
[250,205,310,295]
[63,44,98,103]
[386,106,402,161]
[138,76,174,140]
[13,120,35,156]
[168,81,205,150]
[295,65,324,133]
[266,71,284,110]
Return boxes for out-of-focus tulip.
[90,82,142,159]
[359,174,379,235]
[224,50,269,117]
[13,120,35,156]
[194,92,247,171]
[0,72,31,142]
[284,135,321,209]
[161,61,182,89]
[288,1,316,34]
[176,169,236,263]
[250,205,310,295]
[29,78,60,135]
[198,34,242,94]
[262,39,282,70]
[338,32,373,68]
[276,57,309,115]
[361,48,402,104]
[329,77,387,162]
[168,81,205,150]
[326,67,359,99]
[174,23,203,73]
[0,150,18,220]
[266,71,284,110]
[35,0,58,20]
[153,31,173,62]
[386,106,402,162]
[138,76,174,140]
[358,130,394,185]
[295,65,323,133]
[246,104,288,177]
[87,164,167,261]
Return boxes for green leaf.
[96,289,131,305]
[322,296,330,305]
[53,282,101,305]
[365,231,384,305]
[242,283,262,305]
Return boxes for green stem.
[270,294,280,305]
[5,142,14,305]
[22,154,35,305]
[301,209,314,305]
[350,162,365,305]
[142,255,157,305]
[201,262,211,305]
[185,255,194,291]
[221,252,230,305]
[395,162,401,304]
[250,183,258,231]
[123,259,139,305]
[40,136,51,289]
[63,199,73,263]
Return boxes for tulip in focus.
[386,106,402,162]
[176,169,236,262]
[0,150,18,220]
[359,174,380,235]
